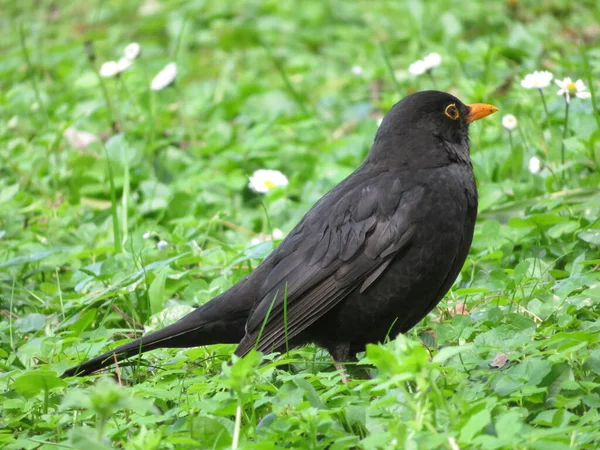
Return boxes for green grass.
[2,0,600,448]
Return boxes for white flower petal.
[528,156,541,174]
[521,71,553,89]
[157,240,169,250]
[116,57,132,73]
[151,62,177,91]
[555,77,573,90]
[408,60,427,76]
[502,114,518,131]
[422,53,441,70]
[124,42,141,60]
[272,228,284,240]
[99,61,119,77]
[555,76,590,102]
[248,169,289,193]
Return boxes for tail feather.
[62,305,247,377]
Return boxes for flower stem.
[538,88,551,136]
[560,100,570,166]
[84,41,118,132]
[427,70,438,89]
[378,41,402,94]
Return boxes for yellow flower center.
[264,180,276,189]
[566,82,576,94]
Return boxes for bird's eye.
[444,104,460,120]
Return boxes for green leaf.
[148,268,168,315]
[432,343,474,364]
[547,221,580,238]
[578,229,600,246]
[13,370,66,398]
[460,404,492,442]
[14,313,46,333]
[70,427,112,450]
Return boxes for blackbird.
[63,90,497,377]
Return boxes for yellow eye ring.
[445,104,460,120]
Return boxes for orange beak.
[465,103,499,123]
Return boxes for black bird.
[63,90,497,378]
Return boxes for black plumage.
[63,90,497,377]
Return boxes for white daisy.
[151,62,177,91]
[520,71,553,89]
[157,239,169,250]
[528,156,541,174]
[502,114,518,131]
[351,65,363,76]
[124,42,141,60]
[555,77,591,104]
[116,57,132,73]
[248,169,289,193]
[99,61,119,77]
[422,53,441,70]
[408,60,427,76]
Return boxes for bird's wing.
[235,169,425,356]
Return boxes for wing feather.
[235,170,425,357]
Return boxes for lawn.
[2,0,600,448]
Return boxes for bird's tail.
[62,302,247,377]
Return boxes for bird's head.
[371,90,498,166]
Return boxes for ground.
[1,0,600,449]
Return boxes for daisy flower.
[555,77,591,104]
[116,57,132,73]
[409,53,442,76]
[99,58,132,78]
[521,71,554,131]
[528,156,541,174]
[248,169,289,193]
[99,61,120,77]
[520,71,553,89]
[124,42,141,60]
[151,62,177,91]
[502,114,518,131]
[408,60,427,76]
[422,53,441,70]
[555,77,591,166]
